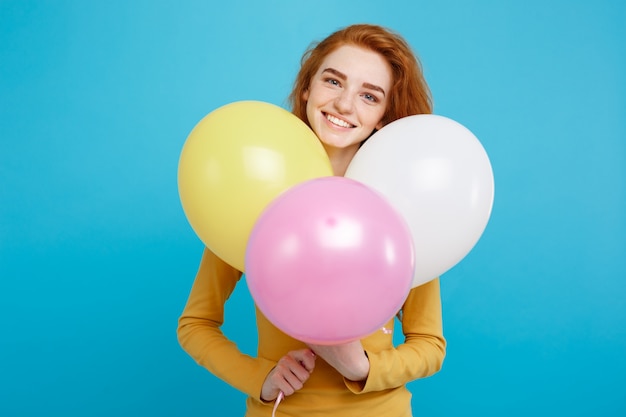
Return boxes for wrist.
[345,351,370,381]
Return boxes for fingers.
[261,349,317,400]
[275,350,316,394]
[288,348,316,373]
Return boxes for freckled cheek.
[305,99,319,121]
[360,108,385,129]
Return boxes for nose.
[334,89,354,114]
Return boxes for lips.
[325,113,355,128]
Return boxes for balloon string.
[272,391,284,417]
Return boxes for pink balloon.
[245,177,414,345]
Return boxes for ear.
[302,89,309,101]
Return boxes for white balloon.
[345,114,494,287]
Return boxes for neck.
[323,144,360,176]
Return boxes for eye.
[324,77,341,87]
[362,93,378,103]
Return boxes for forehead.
[317,45,392,89]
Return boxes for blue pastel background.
[1,1,624,415]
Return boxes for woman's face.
[303,45,392,154]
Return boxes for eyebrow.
[321,67,386,97]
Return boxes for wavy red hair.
[289,24,432,128]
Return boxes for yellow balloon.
[178,101,332,271]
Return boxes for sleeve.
[177,247,277,400]
[345,277,446,394]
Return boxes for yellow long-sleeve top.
[178,248,446,417]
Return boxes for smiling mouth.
[325,113,355,128]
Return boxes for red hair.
[289,24,432,128]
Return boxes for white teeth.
[326,114,353,128]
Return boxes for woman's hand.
[308,340,370,382]
[261,349,317,402]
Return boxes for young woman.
[178,24,446,417]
